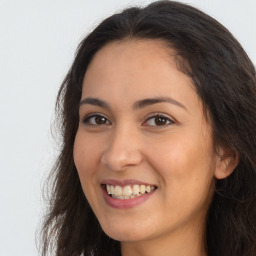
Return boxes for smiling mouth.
[104,184,157,200]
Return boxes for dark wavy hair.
[40,1,256,255]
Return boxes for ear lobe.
[214,149,239,180]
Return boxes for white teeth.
[133,185,140,195]
[140,185,146,194]
[146,185,151,193]
[106,184,111,194]
[105,184,156,199]
[123,185,133,196]
[114,186,122,196]
[110,185,115,194]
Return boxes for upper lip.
[101,179,157,187]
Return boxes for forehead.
[86,39,176,77]
[81,38,212,134]
[92,39,173,63]
[82,39,195,98]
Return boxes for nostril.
[101,150,143,171]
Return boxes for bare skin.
[74,39,238,256]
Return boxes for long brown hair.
[40,1,256,255]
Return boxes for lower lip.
[102,186,156,209]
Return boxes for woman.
[41,1,256,255]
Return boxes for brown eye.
[143,114,174,127]
[82,114,111,126]
[95,116,108,124]
[155,116,168,125]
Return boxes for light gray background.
[0,0,255,255]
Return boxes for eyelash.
[143,113,175,127]
[82,113,111,126]
[81,113,175,127]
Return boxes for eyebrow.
[80,97,111,109]
[133,97,187,110]
[79,96,187,111]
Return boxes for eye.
[143,114,174,127]
[82,114,111,126]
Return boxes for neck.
[121,219,207,256]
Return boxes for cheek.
[74,130,99,168]
[146,136,203,174]
[73,132,99,188]
[146,134,216,197]
[73,132,102,210]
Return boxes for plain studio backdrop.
[0,0,255,255]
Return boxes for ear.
[214,148,239,179]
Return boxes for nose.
[101,126,143,171]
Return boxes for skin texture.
[73,39,237,256]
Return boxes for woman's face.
[74,40,221,243]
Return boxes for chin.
[100,221,151,242]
